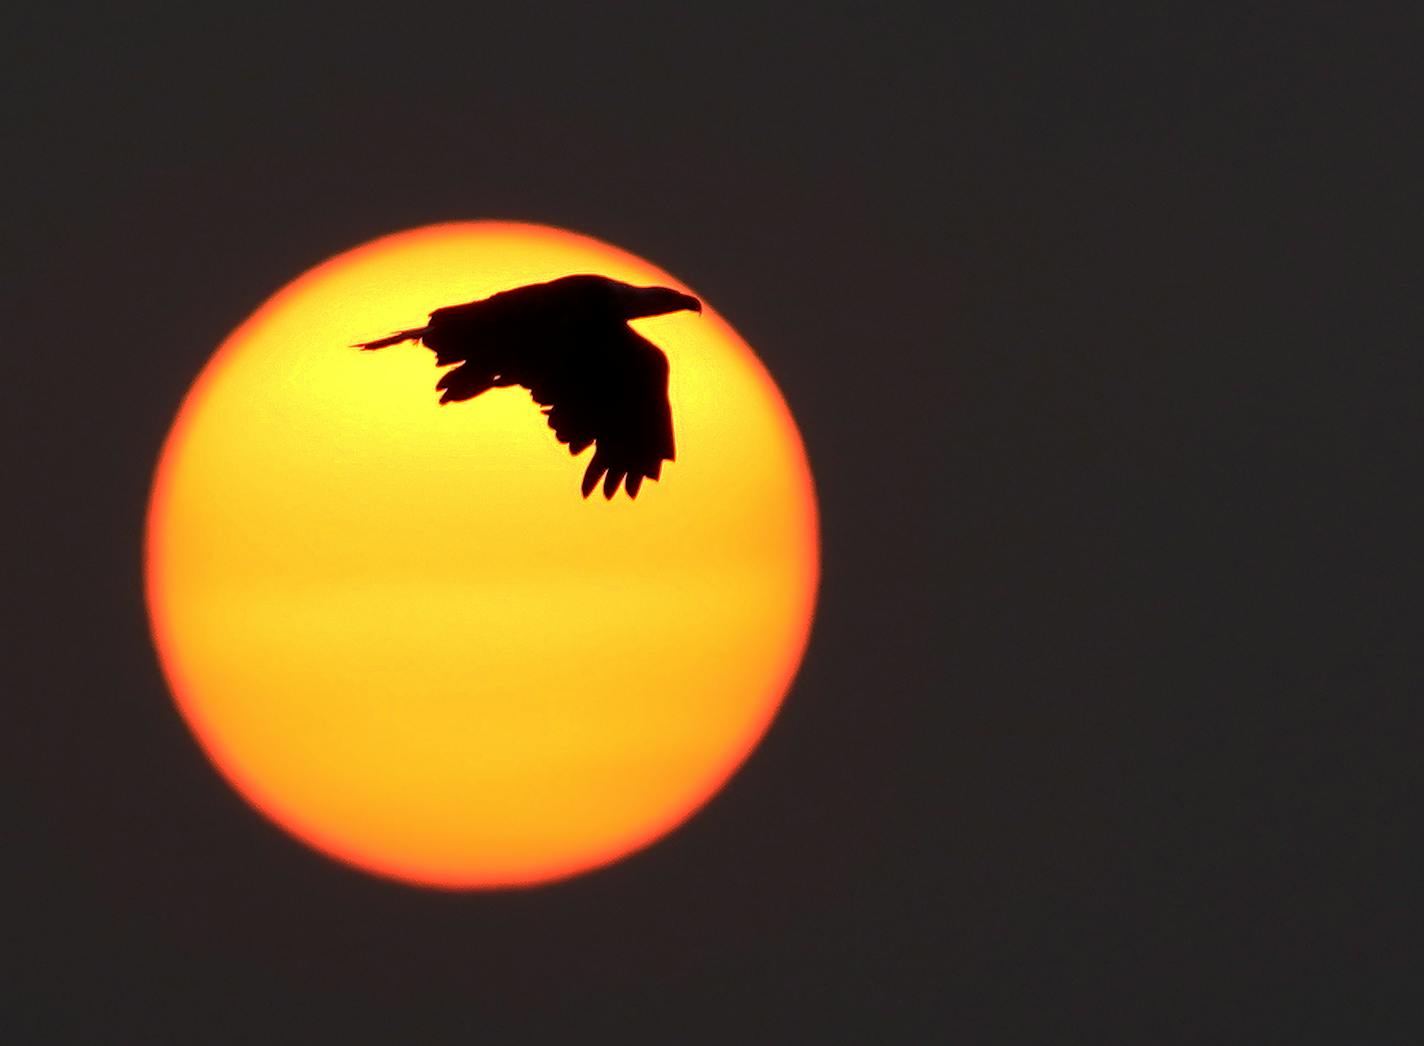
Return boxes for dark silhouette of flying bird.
[354,274,700,499]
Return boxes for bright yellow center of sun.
[145,222,819,888]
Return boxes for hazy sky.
[7,5,1414,1042]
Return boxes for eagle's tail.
[352,327,429,351]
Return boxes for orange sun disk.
[145,222,819,888]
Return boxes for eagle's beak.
[626,285,703,319]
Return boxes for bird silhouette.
[354,274,700,499]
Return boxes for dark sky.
[7,5,1417,1042]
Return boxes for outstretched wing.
[525,327,675,500]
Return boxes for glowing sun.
[144,221,819,888]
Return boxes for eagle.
[354,274,700,499]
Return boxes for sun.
[144,221,819,888]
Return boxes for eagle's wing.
[525,327,675,500]
[421,286,535,366]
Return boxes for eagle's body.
[355,274,700,498]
